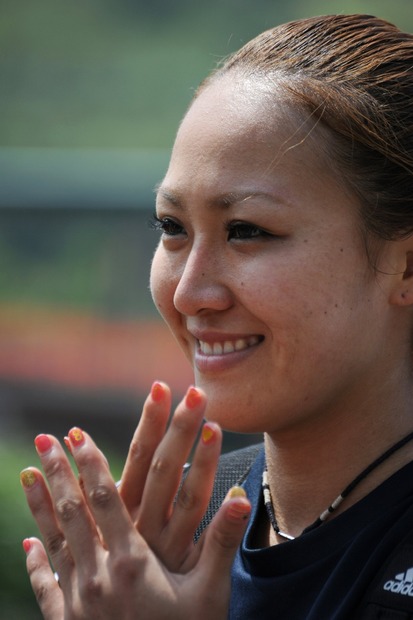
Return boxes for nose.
[173,242,233,316]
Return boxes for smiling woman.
[19,14,413,620]
[151,75,383,438]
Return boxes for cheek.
[150,247,176,320]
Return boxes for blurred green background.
[2,0,413,616]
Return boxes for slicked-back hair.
[197,15,413,241]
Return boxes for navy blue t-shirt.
[229,448,413,619]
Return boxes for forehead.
[163,73,338,197]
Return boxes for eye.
[150,214,185,237]
[226,221,271,240]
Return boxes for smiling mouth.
[198,335,263,355]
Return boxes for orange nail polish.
[22,538,32,554]
[186,386,202,409]
[34,434,52,455]
[151,381,164,403]
[68,427,85,447]
[202,423,216,445]
[20,469,38,489]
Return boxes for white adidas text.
[384,568,413,596]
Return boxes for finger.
[32,434,101,576]
[23,537,64,620]
[160,422,222,568]
[66,427,142,555]
[138,386,207,537]
[198,487,251,585]
[20,467,74,584]
[119,381,171,516]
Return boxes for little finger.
[20,467,74,584]
[23,537,64,620]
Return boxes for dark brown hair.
[197,14,413,241]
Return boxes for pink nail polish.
[34,434,52,455]
[22,538,32,554]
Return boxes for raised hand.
[20,385,251,619]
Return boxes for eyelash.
[150,214,184,236]
[150,214,273,240]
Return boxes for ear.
[389,250,413,307]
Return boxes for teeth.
[199,336,260,355]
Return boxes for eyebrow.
[155,185,281,210]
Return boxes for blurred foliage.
[1,0,413,148]
[0,208,158,317]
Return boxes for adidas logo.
[384,568,413,596]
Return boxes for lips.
[198,335,262,355]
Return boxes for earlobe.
[389,251,413,307]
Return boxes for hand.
[118,382,229,571]
[20,385,251,620]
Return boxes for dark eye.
[226,221,268,240]
[150,214,185,236]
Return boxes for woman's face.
[150,74,399,435]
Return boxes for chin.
[203,401,262,434]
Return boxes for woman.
[20,14,413,619]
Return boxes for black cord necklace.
[262,429,413,542]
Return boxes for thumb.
[199,486,251,579]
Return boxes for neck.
[264,389,413,539]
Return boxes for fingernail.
[151,381,164,403]
[22,538,32,554]
[226,489,250,523]
[226,502,251,522]
[20,469,39,489]
[227,486,247,499]
[68,427,85,447]
[202,422,217,445]
[64,436,73,454]
[34,434,52,455]
[186,386,202,409]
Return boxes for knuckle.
[55,496,83,523]
[45,532,67,557]
[26,556,43,578]
[88,484,115,509]
[171,412,193,434]
[34,582,52,605]
[151,455,170,475]
[177,486,199,511]
[44,458,65,480]
[79,574,103,600]
[128,438,149,462]
[111,555,141,584]
[211,527,239,550]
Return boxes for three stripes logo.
[383,568,413,596]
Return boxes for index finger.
[119,382,171,515]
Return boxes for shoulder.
[193,442,263,540]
